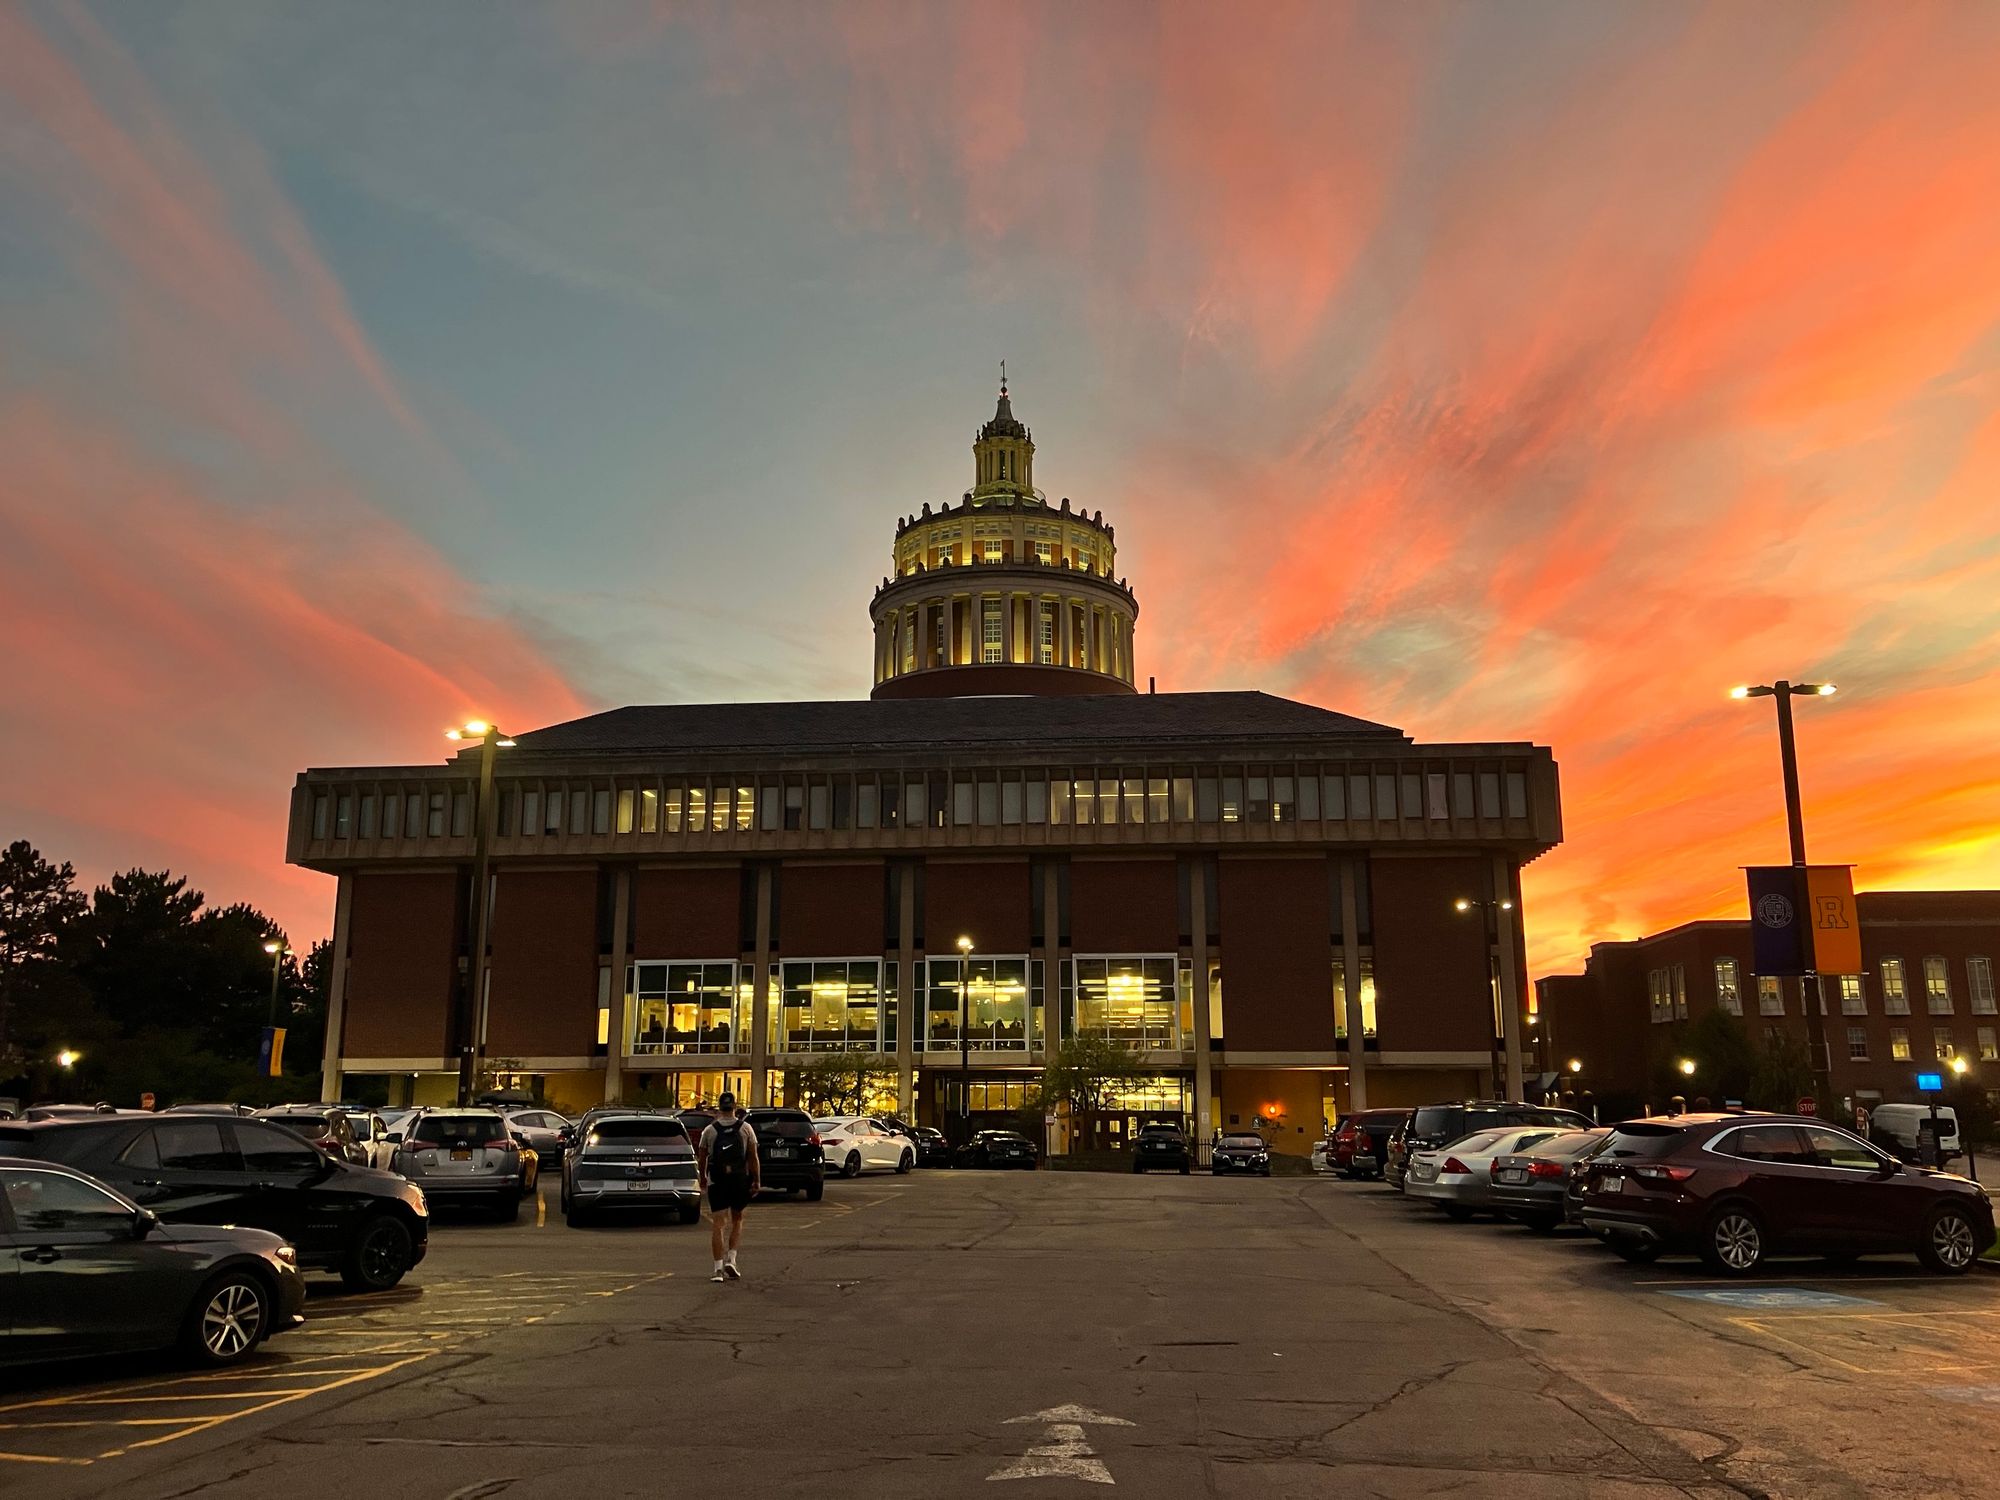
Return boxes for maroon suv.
[1577,1113,1993,1276]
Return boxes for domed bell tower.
[870,371,1140,699]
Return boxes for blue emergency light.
[1916,1072,1944,1093]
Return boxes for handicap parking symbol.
[1659,1287,1885,1310]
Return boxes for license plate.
[770,1146,795,1159]
[450,1148,471,1161]
[1600,1176,1624,1194]
[1498,1169,1528,1184]
[628,1179,652,1191]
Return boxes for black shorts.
[707,1176,753,1213]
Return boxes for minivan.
[1866,1103,1961,1164]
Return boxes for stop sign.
[1797,1096,1817,1117]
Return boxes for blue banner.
[258,1025,287,1079]
[1746,867,1810,977]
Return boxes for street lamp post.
[1453,897,1521,1100]
[262,939,292,1030]
[1949,1056,1978,1182]
[956,935,974,1138]
[446,721,515,1105]
[1731,680,1837,1106]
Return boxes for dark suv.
[744,1107,824,1199]
[1132,1123,1192,1174]
[1390,1101,1592,1190]
[0,1115,429,1290]
[1577,1113,1995,1275]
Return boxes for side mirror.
[557,1126,574,1142]
[1876,1158,1900,1177]
[133,1208,160,1239]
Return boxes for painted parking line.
[1724,1308,2000,1377]
[1659,1287,1886,1310]
[0,1270,666,1468]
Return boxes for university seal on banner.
[1756,892,1794,927]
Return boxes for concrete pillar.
[1060,595,1074,669]
[1339,859,1367,1111]
[751,864,775,1106]
[602,867,633,1102]
[1492,853,1525,1101]
[897,866,917,1116]
[1190,858,1213,1165]
[319,873,354,1104]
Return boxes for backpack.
[709,1118,748,1177]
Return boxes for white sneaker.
[723,1261,742,1280]
[710,1268,726,1282]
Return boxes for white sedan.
[343,1109,398,1170]
[1404,1126,1570,1218]
[814,1117,916,1177]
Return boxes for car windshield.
[411,1114,502,1145]
[1525,1131,1607,1159]
[1220,1135,1263,1148]
[589,1119,687,1143]
[1601,1124,1686,1159]
[1441,1128,1511,1154]
[1410,1107,1460,1137]
[265,1115,330,1137]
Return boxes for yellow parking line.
[0,1450,91,1466]
[1731,1318,1871,1374]
[109,1355,431,1458]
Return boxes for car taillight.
[1441,1157,1471,1175]
[1530,1160,1566,1180]
[1632,1165,1695,1184]
[483,1137,512,1151]
[809,1131,821,1147]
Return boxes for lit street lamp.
[1678,1058,1697,1078]
[446,720,515,1104]
[1568,1058,1584,1075]
[56,1048,79,1070]
[262,939,293,1030]
[1453,897,1521,1101]
[1950,1056,1979,1182]
[956,935,974,1133]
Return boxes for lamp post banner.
[1804,865,1862,975]
[1746,867,1810,977]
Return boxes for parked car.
[1310,1139,1333,1173]
[1401,1101,1593,1164]
[1134,1122,1193,1174]
[1210,1132,1272,1176]
[676,1109,721,1145]
[1867,1103,1961,1165]
[1384,1116,1414,1191]
[0,1115,429,1291]
[743,1107,825,1199]
[955,1130,1039,1169]
[1486,1129,1610,1230]
[393,1109,528,1219]
[342,1109,397,1170]
[815,1117,916,1176]
[503,1108,574,1167]
[562,1113,699,1227]
[0,1157,307,1368]
[1406,1126,1570,1217]
[161,1102,257,1116]
[19,1103,139,1121]
[910,1125,952,1167]
[558,1105,661,1204]
[1576,1113,1995,1275]
[1335,1108,1410,1179]
[256,1106,368,1166]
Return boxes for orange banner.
[1804,866,1862,976]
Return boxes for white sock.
[713,1259,724,1273]
[726,1249,738,1266]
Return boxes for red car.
[1333,1108,1412,1179]
[1577,1112,1993,1275]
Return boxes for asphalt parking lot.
[5,1169,1997,1498]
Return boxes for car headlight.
[412,1187,429,1215]
[274,1244,298,1267]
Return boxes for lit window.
[1714,959,1742,1016]
[1934,1028,1956,1061]
[639,788,659,834]
[1838,975,1865,1014]
[1972,957,1997,1015]
[1038,602,1055,663]
[1035,541,1052,565]
[982,599,1004,663]
[616,789,635,835]
[1980,1026,1998,1062]
[983,539,1003,562]
[1066,957,1182,1049]
[1757,976,1784,1016]
[1889,1027,1911,1061]
[1881,958,1908,1014]
[1847,1026,1868,1061]
[1925,956,1952,1014]
[1673,964,1687,1020]
[629,961,747,1055]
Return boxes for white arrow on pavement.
[989,1406,1134,1485]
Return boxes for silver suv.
[563,1113,699,1227]
[392,1109,527,1219]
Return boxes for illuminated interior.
[925,957,1030,1051]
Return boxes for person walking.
[696,1092,759,1283]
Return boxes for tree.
[1036,1035,1142,1117]
[1682,1007,1758,1104]
[0,841,86,1059]
[1750,1031,1814,1112]
[791,1049,897,1115]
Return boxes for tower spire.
[1000,358,1007,395]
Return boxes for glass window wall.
[925,956,1030,1051]
[1067,956,1182,1048]
[629,961,745,1054]
[777,958,885,1052]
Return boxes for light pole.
[1731,680,1837,1105]
[262,939,292,1029]
[1950,1056,1978,1182]
[446,720,515,1104]
[956,935,973,1137]
[1453,897,1520,1100]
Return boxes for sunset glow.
[4,4,1996,973]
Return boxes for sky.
[3,1,1998,978]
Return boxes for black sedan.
[1,1157,306,1367]
[0,1115,429,1292]
[911,1126,952,1167]
[955,1130,1039,1169]
[1133,1124,1192,1174]
[1210,1132,1272,1175]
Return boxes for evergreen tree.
[0,840,87,1060]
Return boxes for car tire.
[679,1201,701,1226]
[497,1191,522,1220]
[842,1152,862,1179]
[1132,1161,1145,1174]
[183,1270,270,1367]
[1609,1237,1662,1264]
[805,1179,825,1202]
[565,1204,589,1228]
[1526,1214,1562,1233]
[1179,1161,1190,1175]
[340,1212,414,1292]
[1701,1205,1766,1276]
[1918,1204,1980,1275]
[897,1150,914,1174]
[1442,1204,1473,1221]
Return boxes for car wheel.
[679,1201,701,1226]
[565,1203,589,1228]
[183,1271,269,1367]
[1701,1206,1765,1275]
[1442,1204,1473,1221]
[496,1191,522,1220]
[1919,1205,1980,1275]
[1526,1214,1562,1233]
[341,1213,414,1292]
[897,1150,914,1174]
[842,1151,862,1179]
[1609,1237,1662,1264]
[805,1179,825,1202]
[1132,1161,1145,1174]
[1179,1161,1190,1175]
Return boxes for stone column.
[1492,853,1525,1101]
[1060,595,1074,668]
[751,864,775,1106]
[1339,859,1366,1111]
[1190,858,1213,1165]
[897,866,917,1117]
[603,867,633,1102]
[319,873,354,1104]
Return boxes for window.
[452,792,471,837]
[1026,779,1048,824]
[1451,772,1474,819]
[1505,771,1528,819]
[640,788,659,834]
[427,793,446,837]
[858,781,880,828]
[593,789,612,835]
[1038,601,1055,662]
[982,599,1004,663]
[1001,779,1022,826]
[983,539,1003,562]
[569,789,589,835]
[1648,968,1671,1023]
[545,790,563,834]
[237,1123,323,1176]
[409,793,428,838]
[778,959,885,1052]
[1377,773,1399,818]
[1427,773,1449,820]
[1299,774,1320,821]
[810,783,831,831]
[311,794,328,839]
[1838,974,1865,1015]
[1348,774,1370,820]
[1890,1027,1911,1061]
[1673,963,1687,1020]
[334,793,353,838]
[1148,777,1169,824]
[153,1121,241,1172]
[1478,771,1501,819]
[1196,777,1218,822]
[953,779,974,826]
[1245,776,1269,822]
[1970,957,1996,1015]
[1332,954,1377,1041]
[629,962,746,1055]
[1,1168,136,1234]
[783,785,802,831]
[1934,1028,1955,1061]
[1035,541,1053,566]
[616,789,635,835]
[1067,957,1181,1049]
[925,956,1030,1052]
[977,779,999,826]
[1722,1126,1809,1165]
[1757,976,1784,1016]
[359,793,377,838]
[1881,958,1908,1014]
[1925,956,1952,1014]
[1714,958,1742,1016]
[1980,1027,1998,1062]
[1802,1126,1881,1171]
[1846,1026,1869,1061]
[383,793,402,839]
